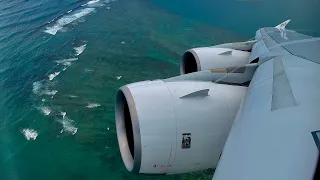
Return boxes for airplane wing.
[114,20,320,180]
[212,22,320,180]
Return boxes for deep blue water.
[152,0,320,37]
[0,0,318,179]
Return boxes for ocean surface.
[0,0,318,179]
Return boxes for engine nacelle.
[181,47,251,75]
[115,80,247,174]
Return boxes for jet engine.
[115,40,258,175]
[181,47,251,75]
[115,80,247,174]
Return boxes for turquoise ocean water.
[0,0,318,179]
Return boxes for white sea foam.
[61,117,78,135]
[44,8,95,35]
[42,99,46,102]
[40,106,51,115]
[33,81,58,96]
[61,112,67,119]
[48,71,60,81]
[64,61,72,66]
[44,25,63,35]
[74,44,87,56]
[82,0,104,7]
[55,58,78,66]
[42,90,58,96]
[86,103,101,108]
[32,81,42,94]
[87,0,100,5]
[21,129,38,140]
[56,58,78,67]
[69,95,78,98]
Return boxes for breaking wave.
[32,81,42,94]
[44,8,95,35]
[42,90,58,96]
[21,129,38,140]
[86,103,101,108]
[55,58,78,66]
[74,44,87,56]
[33,81,57,96]
[60,111,67,119]
[48,71,60,81]
[39,106,51,115]
[82,0,100,6]
[60,117,78,135]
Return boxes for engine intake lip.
[115,86,142,173]
[181,50,201,74]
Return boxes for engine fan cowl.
[115,80,247,174]
[181,47,251,75]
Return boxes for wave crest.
[48,72,60,81]
[74,44,87,56]
[44,8,95,35]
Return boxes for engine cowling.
[115,80,247,174]
[181,47,250,75]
